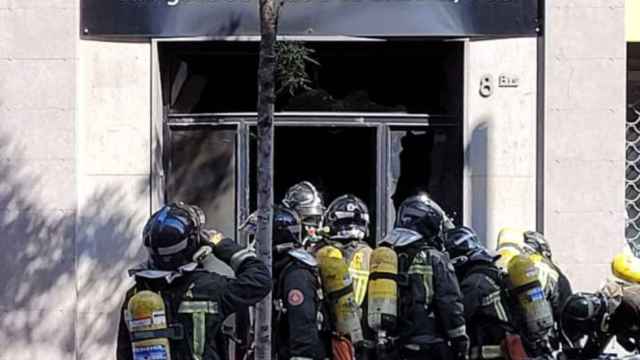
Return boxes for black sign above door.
[81,0,539,39]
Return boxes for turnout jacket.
[116,238,271,360]
[273,250,328,360]
[396,245,467,346]
[458,261,512,356]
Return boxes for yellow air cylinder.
[127,290,172,360]
[367,247,398,334]
[529,253,559,295]
[495,246,521,272]
[507,255,554,337]
[348,245,372,307]
[316,246,364,343]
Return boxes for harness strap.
[470,345,503,360]
[510,281,541,296]
[131,324,185,341]
[369,272,398,281]
[327,285,354,304]
[178,301,219,360]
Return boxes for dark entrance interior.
[161,40,464,243]
[250,126,378,241]
[159,41,462,116]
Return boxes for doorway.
[250,126,378,242]
[159,40,464,244]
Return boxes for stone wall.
[464,38,538,249]
[544,0,627,292]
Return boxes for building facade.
[0,0,628,358]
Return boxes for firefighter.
[496,229,571,358]
[443,226,514,360]
[282,181,326,247]
[559,281,640,359]
[496,228,572,321]
[116,202,271,360]
[382,193,468,360]
[315,195,373,359]
[240,205,330,360]
[321,194,373,308]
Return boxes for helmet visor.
[380,228,423,247]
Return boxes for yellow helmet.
[612,252,640,284]
[497,227,526,248]
[495,227,526,271]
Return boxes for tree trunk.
[255,0,276,358]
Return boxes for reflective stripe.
[178,301,219,314]
[447,325,467,338]
[404,344,421,351]
[481,291,509,322]
[480,291,501,306]
[156,239,189,255]
[192,312,205,360]
[495,299,509,323]
[409,255,434,305]
[290,357,314,360]
[470,345,503,359]
[230,248,256,271]
[178,301,219,360]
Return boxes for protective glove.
[451,335,470,360]
[198,229,236,261]
[201,228,257,271]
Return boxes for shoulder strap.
[467,263,502,284]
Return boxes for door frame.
[158,112,436,244]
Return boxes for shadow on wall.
[0,133,148,359]
[465,119,490,247]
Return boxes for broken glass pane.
[388,126,462,230]
[167,127,237,239]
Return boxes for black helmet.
[443,226,480,258]
[239,206,303,253]
[324,194,370,242]
[395,193,447,248]
[524,231,552,260]
[443,226,494,267]
[273,206,303,250]
[560,292,608,341]
[143,202,206,271]
[282,181,325,227]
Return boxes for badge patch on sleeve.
[287,289,304,306]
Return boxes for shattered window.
[166,126,237,238]
[388,126,462,230]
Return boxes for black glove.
[451,335,469,360]
[200,229,241,264]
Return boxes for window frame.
[162,112,456,244]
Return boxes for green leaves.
[275,42,320,96]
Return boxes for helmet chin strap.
[331,228,366,241]
[275,242,296,254]
[192,246,212,263]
